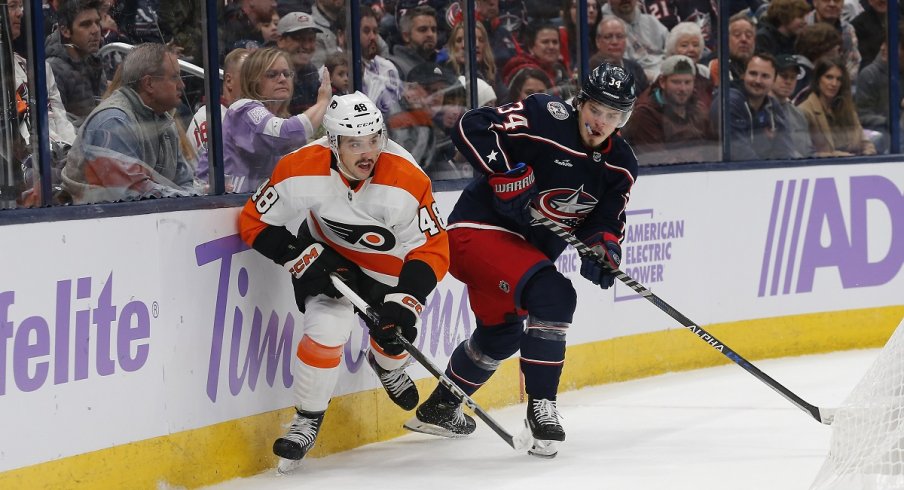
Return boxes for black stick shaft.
[532,212,832,425]
[329,274,529,447]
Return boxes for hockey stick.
[530,210,836,425]
[329,274,534,450]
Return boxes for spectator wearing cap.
[623,55,715,165]
[361,5,403,117]
[756,0,811,57]
[770,54,813,158]
[277,12,325,115]
[804,0,862,84]
[589,16,649,96]
[711,53,797,161]
[601,0,669,81]
[665,21,714,112]
[855,27,904,151]
[389,62,456,174]
[389,5,438,81]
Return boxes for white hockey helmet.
[323,91,386,161]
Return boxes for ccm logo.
[402,295,423,313]
[287,245,322,276]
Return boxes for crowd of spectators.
[2,0,902,208]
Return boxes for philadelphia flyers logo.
[321,217,396,251]
[533,186,598,231]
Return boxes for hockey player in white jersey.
[239,91,449,468]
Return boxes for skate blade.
[527,438,559,459]
[276,458,304,475]
[403,417,471,439]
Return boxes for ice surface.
[203,349,877,490]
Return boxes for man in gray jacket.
[388,5,438,81]
[62,43,195,204]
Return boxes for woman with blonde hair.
[798,57,876,157]
[443,21,497,91]
[198,47,331,192]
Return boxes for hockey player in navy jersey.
[403,63,638,458]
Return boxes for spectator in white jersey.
[186,48,250,171]
[600,0,669,80]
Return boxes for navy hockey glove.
[580,232,621,289]
[488,162,537,226]
[284,242,356,311]
[372,292,423,356]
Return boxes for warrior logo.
[534,186,599,230]
[321,217,396,251]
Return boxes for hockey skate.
[525,397,565,459]
[403,390,476,438]
[367,350,419,410]
[274,409,324,474]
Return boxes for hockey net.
[810,316,904,490]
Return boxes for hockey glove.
[580,232,621,289]
[372,292,423,356]
[284,242,357,311]
[488,162,537,227]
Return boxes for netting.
[811,317,904,490]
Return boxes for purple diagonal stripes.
[770,180,798,296]
[783,179,810,294]
[758,181,785,297]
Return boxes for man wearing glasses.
[61,43,195,204]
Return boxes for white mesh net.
[810,317,904,490]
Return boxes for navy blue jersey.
[449,93,638,261]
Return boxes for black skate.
[367,350,419,410]
[274,408,324,473]
[526,397,565,458]
[403,390,476,438]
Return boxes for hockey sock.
[437,321,523,402]
[520,317,568,400]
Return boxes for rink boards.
[0,162,902,489]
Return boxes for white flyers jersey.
[239,137,449,286]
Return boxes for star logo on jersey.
[486,150,499,163]
[533,186,598,230]
[321,217,396,252]
[547,101,569,120]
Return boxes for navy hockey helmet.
[577,62,637,127]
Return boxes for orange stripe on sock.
[368,338,409,360]
[297,335,343,368]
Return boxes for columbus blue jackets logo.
[547,101,569,120]
[321,217,396,251]
[534,186,598,230]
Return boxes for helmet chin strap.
[335,159,360,181]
